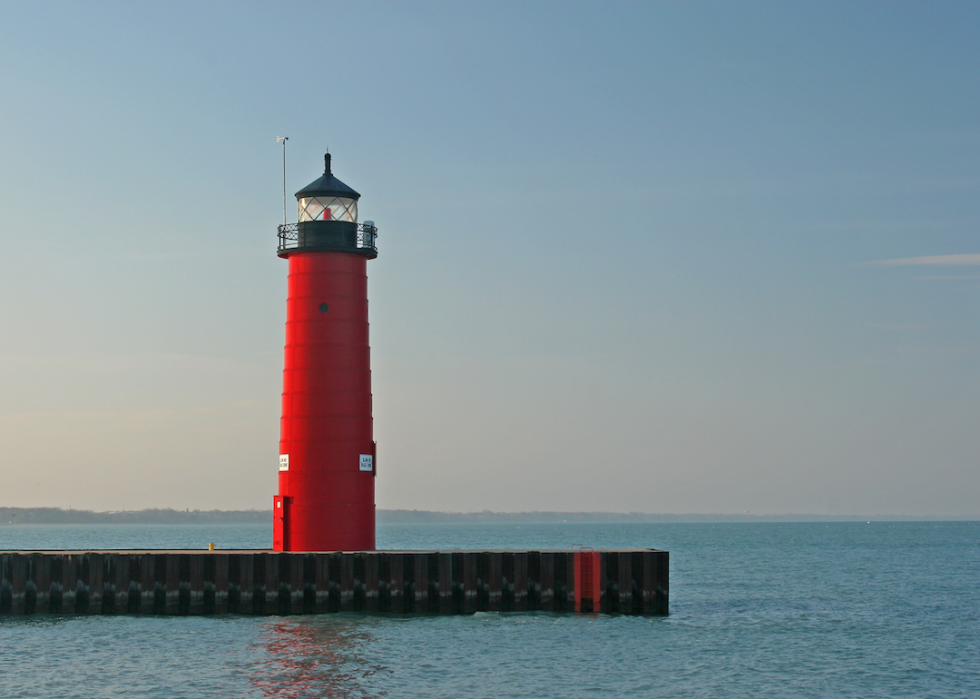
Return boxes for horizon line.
[2,506,977,521]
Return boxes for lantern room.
[297,195,357,222]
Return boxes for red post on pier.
[273,153,379,552]
[574,549,602,613]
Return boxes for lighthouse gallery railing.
[277,222,378,255]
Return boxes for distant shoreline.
[1,507,975,525]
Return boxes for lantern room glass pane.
[298,196,358,222]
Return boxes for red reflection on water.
[247,618,385,699]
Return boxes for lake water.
[1,521,978,698]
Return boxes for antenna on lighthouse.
[276,136,289,225]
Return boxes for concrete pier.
[0,549,667,616]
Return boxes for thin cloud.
[915,275,980,281]
[868,323,924,331]
[871,254,980,267]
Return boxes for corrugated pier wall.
[0,549,667,616]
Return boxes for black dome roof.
[294,153,361,200]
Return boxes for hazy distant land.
[0,507,973,525]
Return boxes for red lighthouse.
[273,153,378,552]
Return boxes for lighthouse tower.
[273,153,378,552]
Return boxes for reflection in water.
[247,616,387,699]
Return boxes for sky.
[0,1,978,516]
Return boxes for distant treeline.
[376,510,973,523]
[0,508,269,524]
[2,507,971,525]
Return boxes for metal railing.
[277,222,378,255]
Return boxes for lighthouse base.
[1,549,667,616]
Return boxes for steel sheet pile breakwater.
[0,549,667,616]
